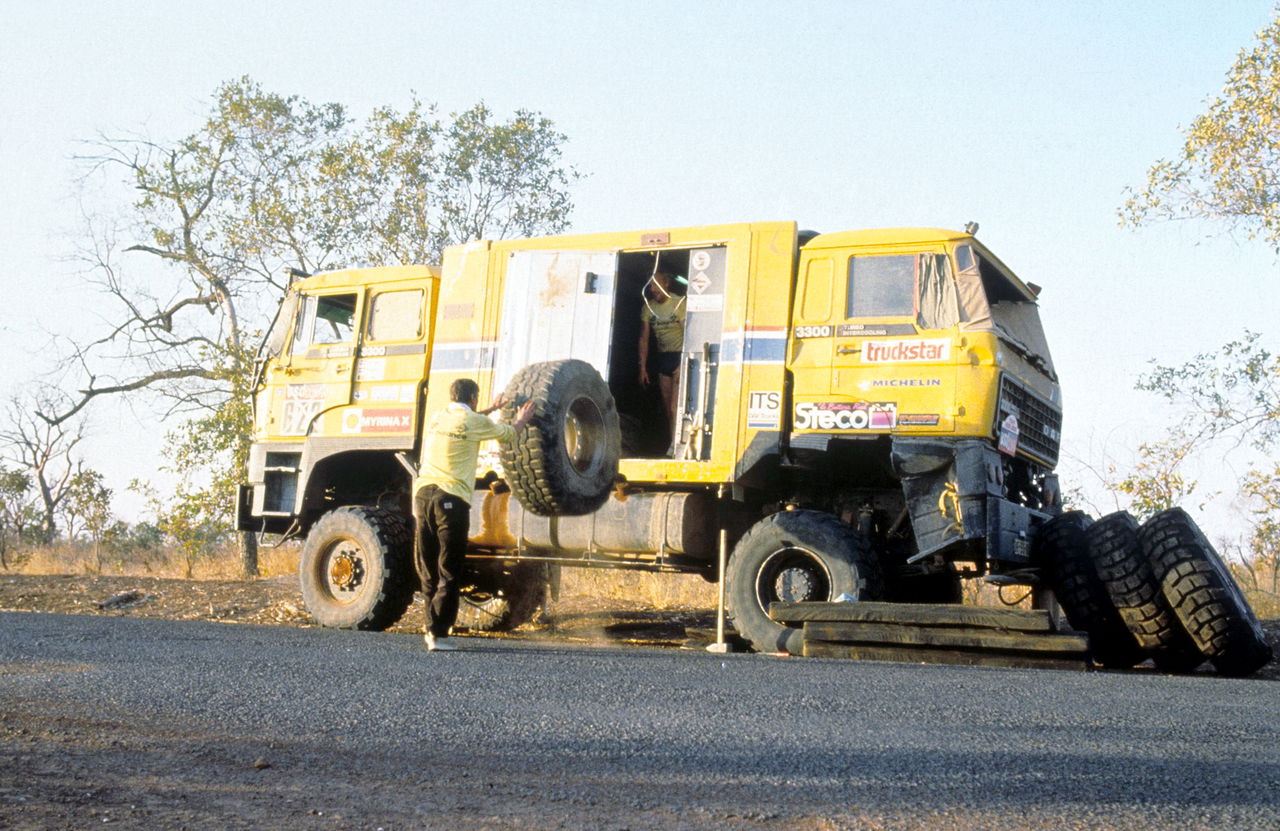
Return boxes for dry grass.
[4,541,716,606]
[558,568,718,609]
[2,542,300,581]
[3,541,1277,620]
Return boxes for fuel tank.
[468,489,716,560]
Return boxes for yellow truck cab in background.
[240,221,1062,652]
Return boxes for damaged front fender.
[891,438,1046,566]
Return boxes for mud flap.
[235,484,256,532]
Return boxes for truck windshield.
[258,291,299,362]
[846,253,960,330]
[953,244,1055,378]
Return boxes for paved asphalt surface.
[2,612,1279,830]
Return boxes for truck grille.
[996,375,1061,467]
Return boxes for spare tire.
[1087,511,1203,673]
[1140,507,1272,677]
[1034,510,1143,669]
[500,359,620,517]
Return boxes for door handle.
[836,345,860,355]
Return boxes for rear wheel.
[298,507,416,630]
[1034,510,1143,668]
[500,359,620,517]
[455,561,547,632]
[1140,508,1272,677]
[1088,511,1203,672]
[727,510,884,655]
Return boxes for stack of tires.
[1035,507,1272,676]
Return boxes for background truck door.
[348,281,437,441]
[276,291,362,436]
[833,251,957,433]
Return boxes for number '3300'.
[794,325,832,339]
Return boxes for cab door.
[830,250,957,433]
[276,291,361,437]
[790,249,956,435]
[347,278,438,442]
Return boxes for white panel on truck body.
[493,250,618,390]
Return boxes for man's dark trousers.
[414,485,470,637]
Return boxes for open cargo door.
[492,250,619,391]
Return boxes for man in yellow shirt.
[414,378,532,651]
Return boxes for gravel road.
[2,611,1278,830]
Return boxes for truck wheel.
[1140,508,1272,677]
[727,510,884,655]
[500,359,620,517]
[298,507,416,631]
[1087,512,1203,673]
[1034,510,1143,668]
[455,562,547,632]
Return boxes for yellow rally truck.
[238,221,1066,654]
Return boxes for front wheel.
[727,510,884,655]
[298,507,416,630]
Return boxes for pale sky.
[2,1,1276,542]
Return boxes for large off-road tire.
[454,561,547,632]
[1034,510,1143,668]
[1087,511,1203,673]
[500,359,620,517]
[1140,508,1272,677]
[727,510,884,655]
[298,507,416,630]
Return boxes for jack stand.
[706,500,735,654]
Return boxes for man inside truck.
[414,378,533,651]
[636,268,686,444]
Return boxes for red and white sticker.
[998,414,1020,455]
[342,408,413,434]
[794,401,897,431]
[862,338,950,364]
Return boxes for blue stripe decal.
[722,333,787,365]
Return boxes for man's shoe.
[424,633,459,651]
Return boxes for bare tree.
[0,389,90,544]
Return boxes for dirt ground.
[0,573,729,649]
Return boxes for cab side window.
[291,293,359,352]
[366,289,424,342]
[845,255,916,318]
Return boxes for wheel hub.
[758,546,832,607]
[328,548,365,593]
[775,566,820,603]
